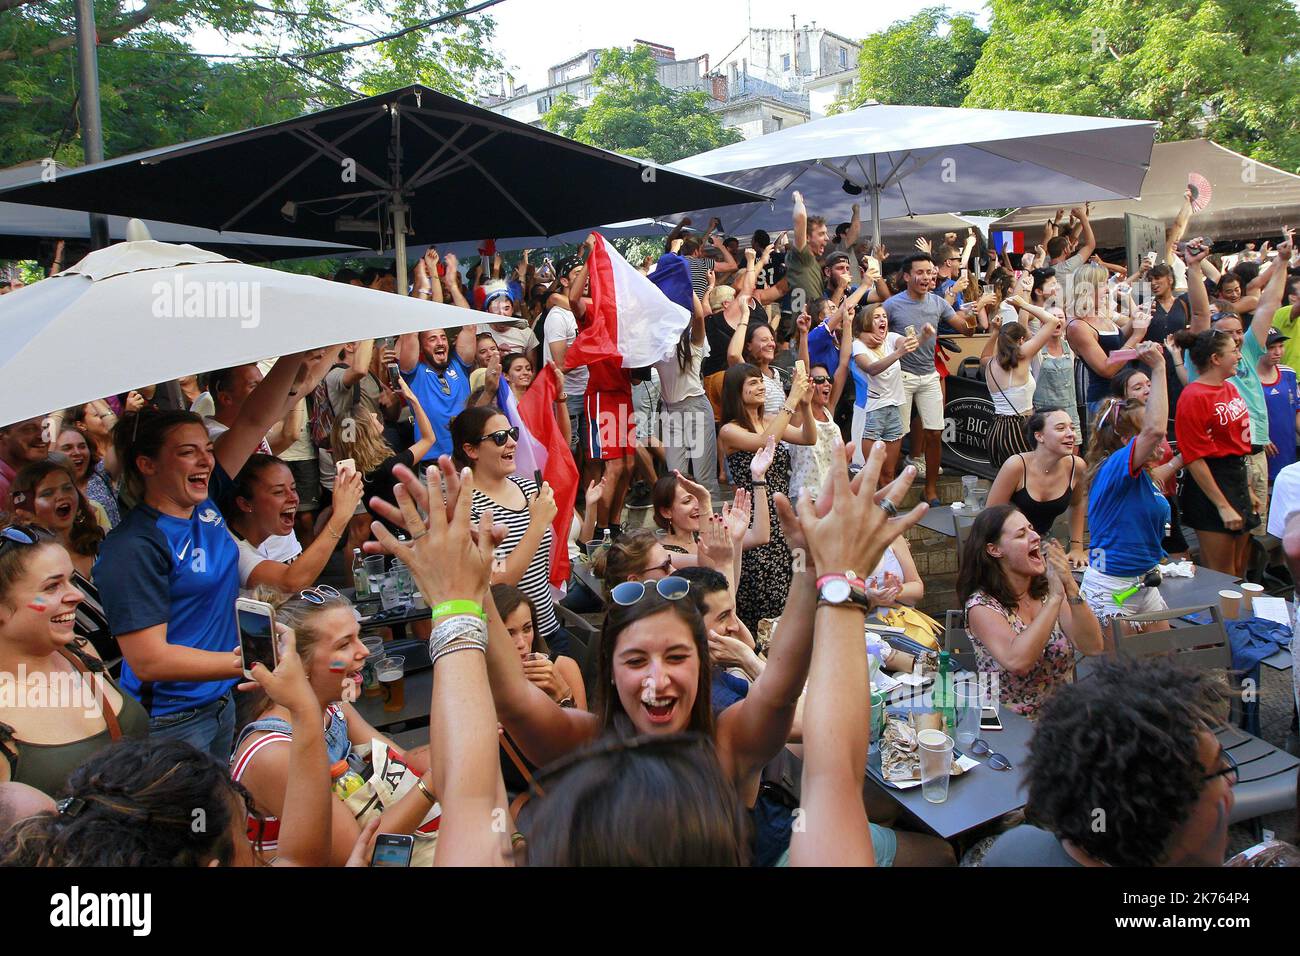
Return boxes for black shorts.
[284,457,322,511]
[1162,495,1189,553]
[1180,456,1259,535]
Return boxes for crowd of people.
[0,185,1297,869]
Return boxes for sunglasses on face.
[1203,747,1238,785]
[474,426,520,447]
[810,375,832,385]
[435,373,451,396]
[610,575,690,606]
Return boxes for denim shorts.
[149,689,237,761]
[863,405,904,443]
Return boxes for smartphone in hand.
[236,598,278,679]
[371,833,414,867]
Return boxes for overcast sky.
[191,0,990,94]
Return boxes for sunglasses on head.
[610,575,690,606]
[474,426,520,447]
[0,524,47,558]
[298,584,342,605]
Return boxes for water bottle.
[601,528,612,550]
[351,548,369,598]
[935,651,956,737]
[330,759,365,801]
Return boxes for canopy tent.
[0,236,480,428]
[666,103,1156,246]
[991,139,1300,247]
[0,162,366,263]
[0,85,766,292]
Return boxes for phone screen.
[238,606,277,674]
[387,363,402,390]
[371,835,414,867]
[980,707,1004,731]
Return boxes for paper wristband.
[430,600,486,622]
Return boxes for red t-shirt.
[1152,438,1177,495]
[1174,380,1252,464]
[585,356,632,395]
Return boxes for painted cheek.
[27,596,49,613]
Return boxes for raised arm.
[1130,343,1169,468]
[1164,188,1195,263]
[1253,235,1295,343]
[246,474,365,591]
[1070,206,1096,263]
[792,190,808,251]
[443,253,470,310]
[1185,242,1213,333]
[829,312,854,408]
[214,350,316,479]
[399,378,436,461]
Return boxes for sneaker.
[626,480,653,508]
[907,456,926,479]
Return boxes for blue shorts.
[863,405,904,443]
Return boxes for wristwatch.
[816,572,872,611]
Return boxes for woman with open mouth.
[451,405,575,661]
[94,349,331,760]
[9,461,104,581]
[650,449,772,571]
[0,529,148,798]
[986,408,1089,569]
[960,505,1104,718]
[230,587,434,867]
[223,454,364,591]
[55,425,121,531]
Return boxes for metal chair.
[1110,604,1300,827]
[942,608,978,673]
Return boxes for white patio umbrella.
[667,103,1157,247]
[0,229,477,428]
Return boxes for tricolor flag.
[566,234,691,368]
[496,369,578,587]
[992,231,1024,255]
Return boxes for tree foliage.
[834,7,987,112]
[964,0,1300,172]
[541,45,742,163]
[0,0,501,170]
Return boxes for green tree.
[0,0,501,170]
[541,45,742,163]
[833,7,987,113]
[964,0,1300,172]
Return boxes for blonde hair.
[331,407,395,476]
[1070,261,1111,319]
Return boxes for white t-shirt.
[1267,462,1300,538]
[204,417,272,456]
[543,305,589,398]
[656,339,709,405]
[232,531,302,586]
[862,333,904,411]
[487,322,540,356]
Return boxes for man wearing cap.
[481,278,540,369]
[1258,327,1300,485]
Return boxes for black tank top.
[1009,454,1076,538]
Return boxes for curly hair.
[1022,656,1225,867]
[0,738,260,866]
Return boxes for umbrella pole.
[393,196,408,295]
[870,154,881,251]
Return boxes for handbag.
[342,738,440,866]
[877,606,944,650]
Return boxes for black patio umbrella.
[0,84,768,289]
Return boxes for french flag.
[496,370,578,587]
[565,234,691,368]
[992,231,1024,254]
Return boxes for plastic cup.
[954,683,982,748]
[376,655,405,713]
[1239,582,1264,616]
[379,575,402,612]
[918,730,954,804]
[360,636,385,698]
[585,539,605,559]
[1218,589,1242,620]
[363,554,385,581]
[961,475,978,501]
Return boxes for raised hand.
[584,475,606,509]
[698,513,735,570]
[750,435,776,481]
[530,481,558,528]
[722,487,752,545]
[914,237,932,254]
[672,469,713,515]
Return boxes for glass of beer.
[376,655,405,713]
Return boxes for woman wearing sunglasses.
[0,528,148,797]
[93,350,331,760]
[788,349,852,502]
[223,455,364,591]
[465,443,931,865]
[451,405,573,659]
[230,586,437,867]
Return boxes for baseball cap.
[1267,327,1289,346]
[555,255,583,279]
[821,250,851,269]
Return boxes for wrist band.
[428,616,489,664]
[431,599,486,622]
[750,480,767,487]
[416,776,437,804]
[817,600,869,615]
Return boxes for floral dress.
[787,412,840,502]
[727,441,793,634]
[85,460,120,529]
[964,589,1074,719]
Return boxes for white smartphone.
[980,707,1004,732]
[336,458,356,481]
[235,598,278,679]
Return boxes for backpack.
[308,365,360,448]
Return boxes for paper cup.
[1218,589,1243,620]
[1238,582,1264,616]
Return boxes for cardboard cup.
[1218,589,1242,620]
[1238,582,1264,616]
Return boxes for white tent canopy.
[666,103,1156,244]
[991,139,1300,247]
[0,238,476,428]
